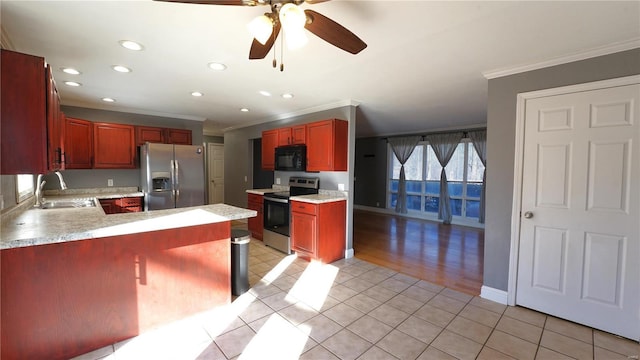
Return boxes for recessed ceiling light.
[112,65,132,73]
[259,90,272,97]
[119,40,144,51]
[191,91,203,97]
[240,108,249,112]
[208,62,227,71]
[64,81,82,87]
[61,67,81,75]
[282,93,294,99]
[102,97,116,102]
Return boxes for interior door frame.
[507,74,640,306]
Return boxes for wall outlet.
[338,183,345,191]
[376,202,380,207]
[276,178,281,185]
[244,176,247,182]
[107,179,114,187]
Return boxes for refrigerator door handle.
[170,160,176,200]
[174,159,180,203]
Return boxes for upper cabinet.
[261,120,347,171]
[262,125,307,170]
[136,126,192,146]
[65,117,94,169]
[261,129,279,171]
[1,49,64,174]
[93,122,136,169]
[306,119,348,172]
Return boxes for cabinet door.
[247,194,264,240]
[46,65,64,171]
[136,126,164,146]
[261,129,278,170]
[306,119,348,171]
[291,125,306,144]
[1,50,48,174]
[291,210,317,256]
[277,128,292,146]
[99,199,117,214]
[93,123,136,169]
[65,117,93,169]
[165,129,192,145]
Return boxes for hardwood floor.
[353,209,484,296]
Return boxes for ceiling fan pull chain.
[280,32,285,72]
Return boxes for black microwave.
[275,145,306,171]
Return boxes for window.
[388,139,485,222]
[16,174,34,203]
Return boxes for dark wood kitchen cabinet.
[261,129,278,170]
[99,197,143,214]
[291,199,346,263]
[247,193,264,240]
[65,117,94,169]
[136,126,192,146]
[306,119,348,172]
[1,49,64,174]
[261,125,306,170]
[93,123,136,169]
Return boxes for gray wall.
[0,175,18,210]
[204,135,224,144]
[39,106,205,190]
[484,48,640,291]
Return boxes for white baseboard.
[480,286,508,305]
[345,248,354,259]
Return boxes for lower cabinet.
[247,193,263,240]
[99,197,143,214]
[291,200,346,263]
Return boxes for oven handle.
[264,197,289,204]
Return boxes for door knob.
[523,211,533,219]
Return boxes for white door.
[516,81,639,340]
[208,143,224,204]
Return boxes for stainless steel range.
[263,176,319,254]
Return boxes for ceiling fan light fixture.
[248,14,273,45]
[279,3,306,31]
[284,28,308,50]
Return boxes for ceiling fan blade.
[304,9,366,54]
[153,0,257,5]
[249,22,281,59]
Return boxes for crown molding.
[483,38,640,80]
[62,100,207,122]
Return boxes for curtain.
[468,129,487,223]
[424,132,464,224]
[388,136,422,214]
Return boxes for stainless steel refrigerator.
[141,143,206,210]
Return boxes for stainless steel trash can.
[230,229,251,296]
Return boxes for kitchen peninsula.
[1,192,256,360]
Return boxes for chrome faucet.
[55,171,68,190]
[35,174,46,207]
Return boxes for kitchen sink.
[40,199,96,209]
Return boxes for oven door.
[263,196,290,237]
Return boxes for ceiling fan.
[155,0,367,62]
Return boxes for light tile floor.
[73,239,639,360]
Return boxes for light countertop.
[290,194,347,204]
[1,188,256,250]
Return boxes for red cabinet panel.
[291,200,345,263]
[93,122,136,169]
[1,49,63,174]
[306,119,348,172]
[261,129,278,170]
[247,193,264,240]
[65,117,94,169]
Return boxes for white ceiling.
[2,1,639,137]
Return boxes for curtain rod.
[381,126,486,141]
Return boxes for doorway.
[510,76,639,340]
[208,143,224,204]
